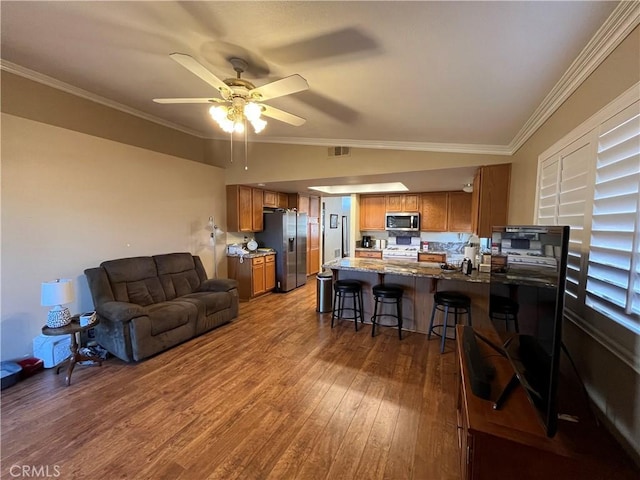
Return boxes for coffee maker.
[362,235,372,248]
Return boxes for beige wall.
[217,140,508,186]
[509,26,640,223]
[1,114,228,361]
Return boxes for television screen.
[489,225,570,437]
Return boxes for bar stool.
[371,283,404,340]
[428,291,472,353]
[331,280,364,331]
[489,295,520,332]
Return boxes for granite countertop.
[227,251,275,259]
[323,257,489,283]
[323,258,558,287]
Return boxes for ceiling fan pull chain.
[230,130,233,164]
[244,118,249,171]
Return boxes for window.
[536,86,639,368]
[586,103,640,332]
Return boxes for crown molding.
[508,0,640,154]
[235,135,513,155]
[0,60,206,139]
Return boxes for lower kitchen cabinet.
[355,250,383,259]
[227,254,276,301]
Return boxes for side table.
[41,317,102,386]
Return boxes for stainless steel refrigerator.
[256,211,307,292]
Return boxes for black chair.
[428,291,472,353]
[331,279,364,331]
[489,295,519,332]
[371,283,404,340]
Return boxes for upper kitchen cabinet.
[447,192,472,232]
[277,192,289,209]
[386,193,420,212]
[471,163,511,237]
[227,185,263,232]
[420,192,472,232]
[420,193,448,231]
[360,194,386,231]
[263,190,278,208]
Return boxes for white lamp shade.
[41,279,74,306]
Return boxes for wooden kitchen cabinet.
[471,164,511,238]
[360,194,386,231]
[227,254,275,301]
[265,254,276,291]
[227,185,264,232]
[447,192,472,232]
[420,192,448,231]
[289,193,320,275]
[419,191,472,232]
[418,252,446,263]
[355,250,383,259]
[277,192,289,209]
[263,190,278,208]
[386,193,420,212]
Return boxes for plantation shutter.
[537,136,595,312]
[586,101,640,332]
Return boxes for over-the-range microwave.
[385,212,420,231]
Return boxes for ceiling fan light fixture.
[244,102,262,121]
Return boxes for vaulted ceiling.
[0,1,622,155]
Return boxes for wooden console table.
[456,326,637,479]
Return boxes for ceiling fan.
[153,53,309,134]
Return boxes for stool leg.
[331,290,338,328]
[441,305,449,353]
[467,306,472,327]
[371,296,379,337]
[514,314,519,333]
[359,290,365,325]
[397,297,403,341]
[353,293,359,332]
[428,302,437,339]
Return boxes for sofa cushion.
[154,253,202,300]
[182,291,232,316]
[147,300,197,336]
[101,257,166,306]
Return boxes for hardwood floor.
[1,281,461,480]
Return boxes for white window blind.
[586,102,640,332]
[537,137,595,312]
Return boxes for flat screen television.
[489,225,570,437]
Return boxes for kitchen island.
[322,257,492,335]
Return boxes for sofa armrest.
[97,301,147,323]
[198,278,239,293]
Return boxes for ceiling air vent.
[328,146,350,157]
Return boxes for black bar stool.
[371,283,404,340]
[331,279,364,331]
[489,295,520,332]
[428,291,472,353]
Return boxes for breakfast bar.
[323,257,493,334]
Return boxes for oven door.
[385,213,420,231]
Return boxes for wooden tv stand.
[456,326,637,480]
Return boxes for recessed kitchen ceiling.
[0,1,625,154]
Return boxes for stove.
[382,236,420,261]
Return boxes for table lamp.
[41,279,74,328]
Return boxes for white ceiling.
[0,1,624,193]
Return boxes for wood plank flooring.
[1,281,461,480]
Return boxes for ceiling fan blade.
[153,98,225,104]
[169,53,230,95]
[251,75,309,101]
[260,104,306,127]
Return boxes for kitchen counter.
[227,251,275,259]
[323,257,488,283]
